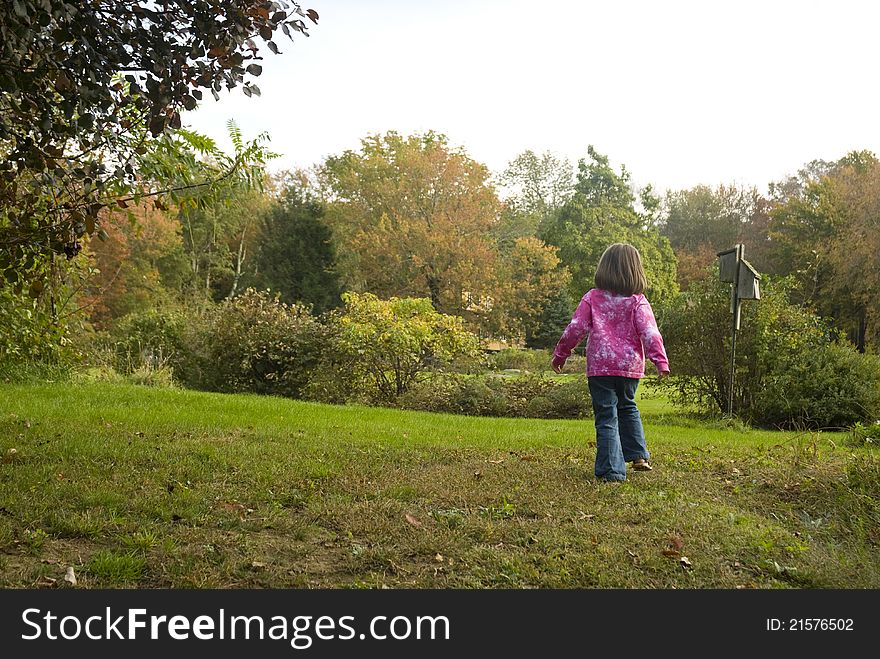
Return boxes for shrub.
[181,289,326,398]
[658,274,880,427]
[0,287,68,365]
[848,421,880,447]
[324,293,481,404]
[454,377,508,417]
[488,348,552,372]
[111,307,188,375]
[541,378,593,419]
[487,348,586,373]
[395,373,592,419]
[754,342,880,429]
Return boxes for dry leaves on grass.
[662,534,685,558]
[404,513,422,528]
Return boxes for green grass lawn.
[0,382,877,589]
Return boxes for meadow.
[0,382,877,589]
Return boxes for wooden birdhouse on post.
[717,244,761,416]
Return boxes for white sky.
[185,0,880,195]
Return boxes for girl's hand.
[552,363,563,374]
[657,370,670,380]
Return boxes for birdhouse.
[737,259,761,300]
[717,246,739,283]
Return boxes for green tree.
[497,150,574,249]
[661,184,772,289]
[768,150,880,350]
[1,1,318,281]
[144,121,276,301]
[542,146,678,302]
[253,179,341,313]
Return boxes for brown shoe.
[631,459,653,471]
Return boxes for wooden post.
[727,244,743,417]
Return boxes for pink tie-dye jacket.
[552,289,669,379]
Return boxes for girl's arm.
[633,297,670,374]
[552,294,592,368]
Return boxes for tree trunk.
[425,274,441,310]
[857,306,867,353]
[227,233,246,299]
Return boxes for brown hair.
[594,243,647,296]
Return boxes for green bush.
[487,348,586,373]
[395,373,592,419]
[0,287,68,365]
[848,421,880,447]
[755,342,880,429]
[541,377,593,419]
[488,348,552,372]
[320,293,481,404]
[111,307,188,375]
[658,274,880,428]
[180,289,326,398]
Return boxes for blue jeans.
[588,376,650,481]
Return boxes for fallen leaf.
[662,549,680,558]
[40,558,60,565]
[473,470,483,479]
[680,556,693,569]
[434,553,444,562]
[250,561,267,570]
[520,455,536,462]
[669,535,684,552]
[488,459,504,465]
[37,576,57,588]
[2,448,17,464]
[63,566,77,586]
[405,513,422,528]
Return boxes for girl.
[551,243,670,482]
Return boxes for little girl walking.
[551,243,670,482]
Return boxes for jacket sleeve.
[552,294,592,367]
[633,297,670,373]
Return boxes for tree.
[497,150,574,248]
[542,146,678,302]
[141,120,276,301]
[661,184,772,289]
[770,151,880,350]
[321,131,502,319]
[81,202,184,328]
[494,237,571,342]
[0,1,318,284]
[252,176,341,313]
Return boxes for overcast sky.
[185,0,880,195]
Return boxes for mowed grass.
[0,382,878,589]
